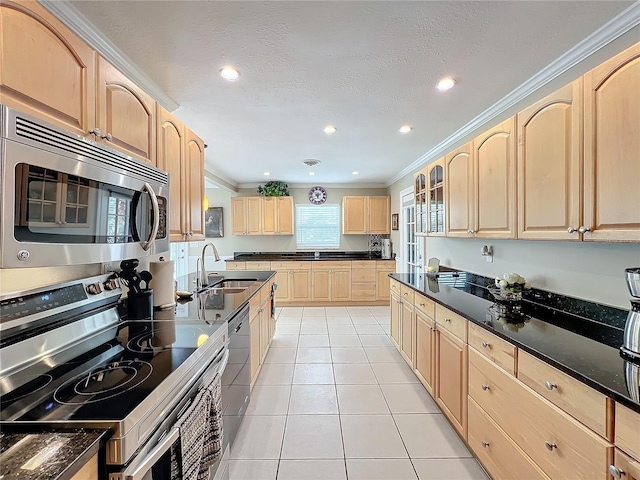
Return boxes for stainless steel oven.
[0,105,169,268]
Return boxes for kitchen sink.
[206,287,248,294]
[210,278,258,288]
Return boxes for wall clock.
[308,186,328,205]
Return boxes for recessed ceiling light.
[399,125,412,134]
[323,125,337,134]
[352,171,359,175]
[220,66,240,81]
[263,171,270,176]
[309,172,316,176]
[436,77,456,91]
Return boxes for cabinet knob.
[481,341,490,349]
[419,303,425,307]
[444,318,451,323]
[578,226,591,234]
[567,227,577,233]
[429,326,435,332]
[481,441,489,448]
[544,381,557,390]
[89,127,102,137]
[609,465,626,478]
[481,384,490,391]
[403,292,408,296]
[102,132,113,142]
[544,441,557,451]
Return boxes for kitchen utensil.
[120,259,140,272]
[625,268,640,298]
[140,270,153,291]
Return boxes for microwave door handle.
[140,182,159,252]
[122,427,179,480]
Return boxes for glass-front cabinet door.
[427,158,445,236]
[414,171,427,235]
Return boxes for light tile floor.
[229,306,489,480]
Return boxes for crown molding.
[38,0,179,111]
[385,2,640,187]
[237,182,388,190]
[204,170,239,192]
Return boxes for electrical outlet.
[101,263,113,274]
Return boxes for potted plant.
[257,181,290,196]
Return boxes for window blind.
[296,204,340,249]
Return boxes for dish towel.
[170,375,224,480]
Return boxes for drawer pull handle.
[444,318,451,323]
[481,441,489,448]
[544,381,557,390]
[481,384,490,391]
[609,465,626,478]
[420,303,425,306]
[545,441,557,451]
[481,341,490,348]
[403,292,408,296]
[429,326,435,332]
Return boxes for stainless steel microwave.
[0,105,169,268]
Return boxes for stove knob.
[104,278,120,291]
[86,282,103,295]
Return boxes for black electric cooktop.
[0,317,226,423]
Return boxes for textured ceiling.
[69,1,633,187]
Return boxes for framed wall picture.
[205,207,223,237]
[391,213,399,231]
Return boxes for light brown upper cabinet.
[96,56,157,165]
[583,42,640,242]
[157,107,205,241]
[262,197,294,235]
[0,0,96,137]
[473,117,517,238]
[445,143,474,237]
[414,170,428,235]
[427,158,446,236]
[231,197,262,235]
[517,80,582,241]
[343,196,391,234]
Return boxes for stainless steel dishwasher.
[221,304,250,448]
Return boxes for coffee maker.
[382,239,392,259]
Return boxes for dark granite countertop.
[0,428,108,480]
[390,271,639,413]
[230,251,395,261]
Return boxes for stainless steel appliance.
[0,274,230,479]
[382,239,392,259]
[0,105,169,268]
[622,267,640,361]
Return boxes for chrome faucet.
[200,242,220,288]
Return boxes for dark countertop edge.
[0,428,109,480]
[389,273,640,414]
[227,253,396,261]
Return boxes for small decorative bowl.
[488,286,523,303]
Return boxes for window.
[296,204,340,249]
[106,194,131,243]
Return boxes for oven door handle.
[140,182,159,252]
[122,427,179,480]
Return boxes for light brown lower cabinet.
[435,327,467,438]
[70,454,98,480]
[616,403,640,462]
[390,292,401,349]
[468,397,549,480]
[414,310,435,396]
[249,304,261,387]
[469,348,612,479]
[610,449,640,480]
[400,300,414,366]
[249,283,275,389]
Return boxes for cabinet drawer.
[352,260,376,269]
[468,397,549,480]
[249,292,261,312]
[226,262,246,270]
[518,350,611,439]
[400,285,415,304]
[351,284,376,301]
[245,261,272,271]
[435,304,467,342]
[261,281,273,302]
[376,260,396,270]
[352,268,376,283]
[390,279,401,294]
[616,403,640,461]
[611,448,640,480]
[414,292,435,318]
[469,349,613,480]
[270,261,311,270]
[468,322,516,375]
[312,261,351,269]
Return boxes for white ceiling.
[66,1,634,188]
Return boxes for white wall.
[422,237,639,310]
